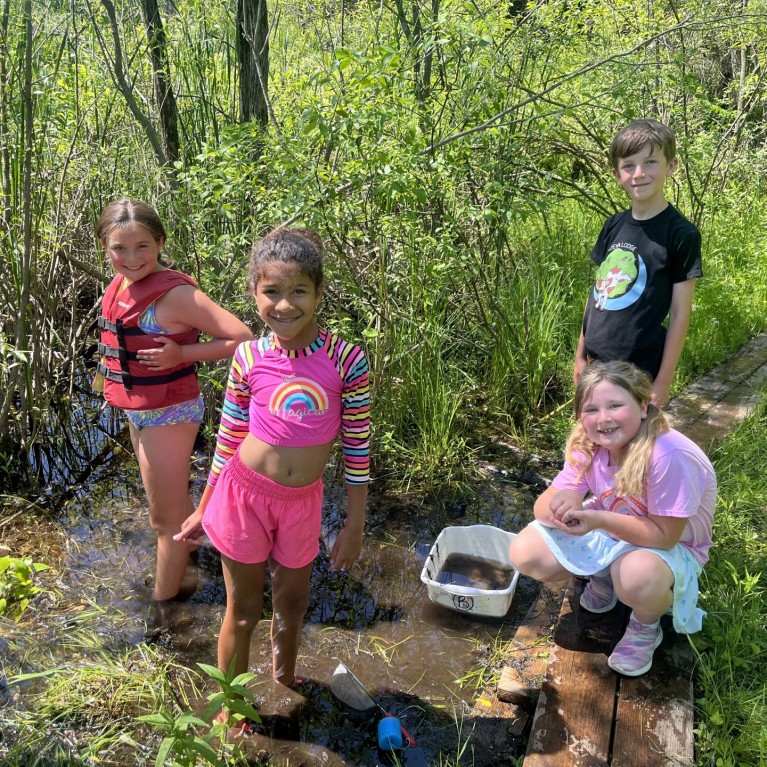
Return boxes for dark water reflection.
[3,449,540,766]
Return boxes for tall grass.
[693,398,767,766]
[373,319,475,495]
[482,250,579,423]
[683,195,767,382]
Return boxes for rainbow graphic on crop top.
[269,377,329,421]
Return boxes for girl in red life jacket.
[95,199,253,606]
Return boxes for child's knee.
[273,593,309,624]
[148,504,191,536]
[148,514,173,536]
[227,595,263,629]
[613,560,673,606]
[509,527,550,579]
[229,610,261,636]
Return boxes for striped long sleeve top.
[207,327,370,487]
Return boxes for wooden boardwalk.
[496,332,767,766]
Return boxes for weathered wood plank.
[497,583,567,707]
[523,582,624,767]
[666,332,767,449]
[680,360,767,451]
[523,642,616,766]
[612,624,695,767]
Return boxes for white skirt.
[530,520,705,633]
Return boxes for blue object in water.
[377,716,404,750]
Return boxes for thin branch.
[428,16,740,154]
[91,0,167,167]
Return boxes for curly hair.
[248,227,324,290]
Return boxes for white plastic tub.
[420,525,519,618]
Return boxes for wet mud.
[1,444,549,766]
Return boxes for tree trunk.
[3,0,33,442]
[141,0,180,167]
[237,0,269,127]
[393,0,440,108]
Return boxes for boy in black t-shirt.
[573,119,702,407]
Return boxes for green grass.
[683,197,767,384]
[693,396,767,766]
[4,636,203,766]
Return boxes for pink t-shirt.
[553,429,717,565]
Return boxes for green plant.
[0,556,50,620]
[135,662,261,767]
[134,709,229,767]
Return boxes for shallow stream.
[2,434,549,766]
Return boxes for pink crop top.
[208,327,370,486]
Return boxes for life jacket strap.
[95,360,197,389]
[97,316,146,336]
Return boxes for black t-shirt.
[582,204,702,378]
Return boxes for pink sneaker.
[579,573,617,613]
[607,614,663,676]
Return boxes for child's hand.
[548,490,583,522]
[573,355,588,387]
[137,337,183,371]
[548,490,595,535]
[173,508,205,543]
[550,509,590,535]
[330,524,363,572]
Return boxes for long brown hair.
[566,361,669,497]
[96,199,167,246]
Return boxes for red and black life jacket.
[96,269,201,411]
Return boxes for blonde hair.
[566,361,669,497]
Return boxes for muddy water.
[3,452,541,766]
[435,554,516,590]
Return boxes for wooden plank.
[471,689,529,737]
[523,582,623,767]
[666,332,767,448]
[497,583,567,707]
[612,624,695,767]
[523,640,616,766]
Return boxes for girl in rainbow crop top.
[176,228,370,690]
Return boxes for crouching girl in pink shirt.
[510,360,716,677]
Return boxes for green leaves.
[135,661,261,765]
[0,556,50,620]
[136,709,220,767]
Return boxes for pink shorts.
[202,452,324,568]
